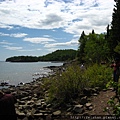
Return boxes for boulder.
[85,103,92,110]
[53,110,61,116]
[80,96,88,105]
[73,104,84,114]
[16,111,26,119]
[26,100,34,105]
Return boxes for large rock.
[53,110,61,116]
[16,111,26,119]
[73,104,84,114]
[85,103,93,110]
[26,100,34,105]
[35,100,42,107]
[80,96,88,105]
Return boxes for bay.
[0,61,63,86]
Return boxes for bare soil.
[87,89,116,115]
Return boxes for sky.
[0,0,115,61]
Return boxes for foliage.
[6,49,77,62]
[77,31,86,63]
[84,64,112,89]
[78,31,110,64]
[46,64,89,104]
[105,25,114,58]
[77,0,120,62]
[45,63,112,105]
[38,49,77,61]
[105,81,120,115]
[114,42,120,54]
[6,56,38,62]
[111,0,120,54]
[105,96,120,116]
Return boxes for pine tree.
[77,31,86,63]
[111,0,120,57]
[92,29,95,34]
[105,24,113,59]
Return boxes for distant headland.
[6,49,77,62]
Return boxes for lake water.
[0,61,63,86]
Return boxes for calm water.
[0,61,63,86]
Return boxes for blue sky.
[0,0,114,61]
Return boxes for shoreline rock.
[0,63,102,120]
[1,79,101,120]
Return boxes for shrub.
[105,81,120,116]
[45,63,112,105]
[84,63,112,89]
[47,65,89,104]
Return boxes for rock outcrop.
[1,77,100,120]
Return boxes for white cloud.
[40,13,63,26]
[0,0,114,34]
[0,40,13,45]
[44,39,79,48]
[0,23,14,29]
[19,48,41,52]
[10,33,28,38]
[23,37,56,44]
[0,32,9,37]
[0,32,28,38]
[43,35,51,38]
[3,45,23,50]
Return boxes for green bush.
[84,63,112,89]
[45,63,112,105]
[47,65,89,104]
[105,81,120,115]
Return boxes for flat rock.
[53,110,61,116]
[73,104,84,114]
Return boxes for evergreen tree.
[77,31,86,63]
[106,24,110,39]
[92,29,95,34]
[105,24,113,59]
[111,0,120,57]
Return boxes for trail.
[88,89,115,115]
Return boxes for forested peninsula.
[5,49,77,62]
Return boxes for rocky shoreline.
[1,64,102,120]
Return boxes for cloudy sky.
[0,0,114,61]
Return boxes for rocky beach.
[0,64,115,120]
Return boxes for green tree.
[104,24,113,59]
[114,42,120,54]
[77,31,86,63]
[38,49,77,61]
[92,29,95,34]
[111,0,120,57]
[84,33,110,63]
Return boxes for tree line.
[6,56,38,62]
[77,0,120,64]
[6,49,77,62]
[38,49,77,61]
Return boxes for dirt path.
[87,89,115,115]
